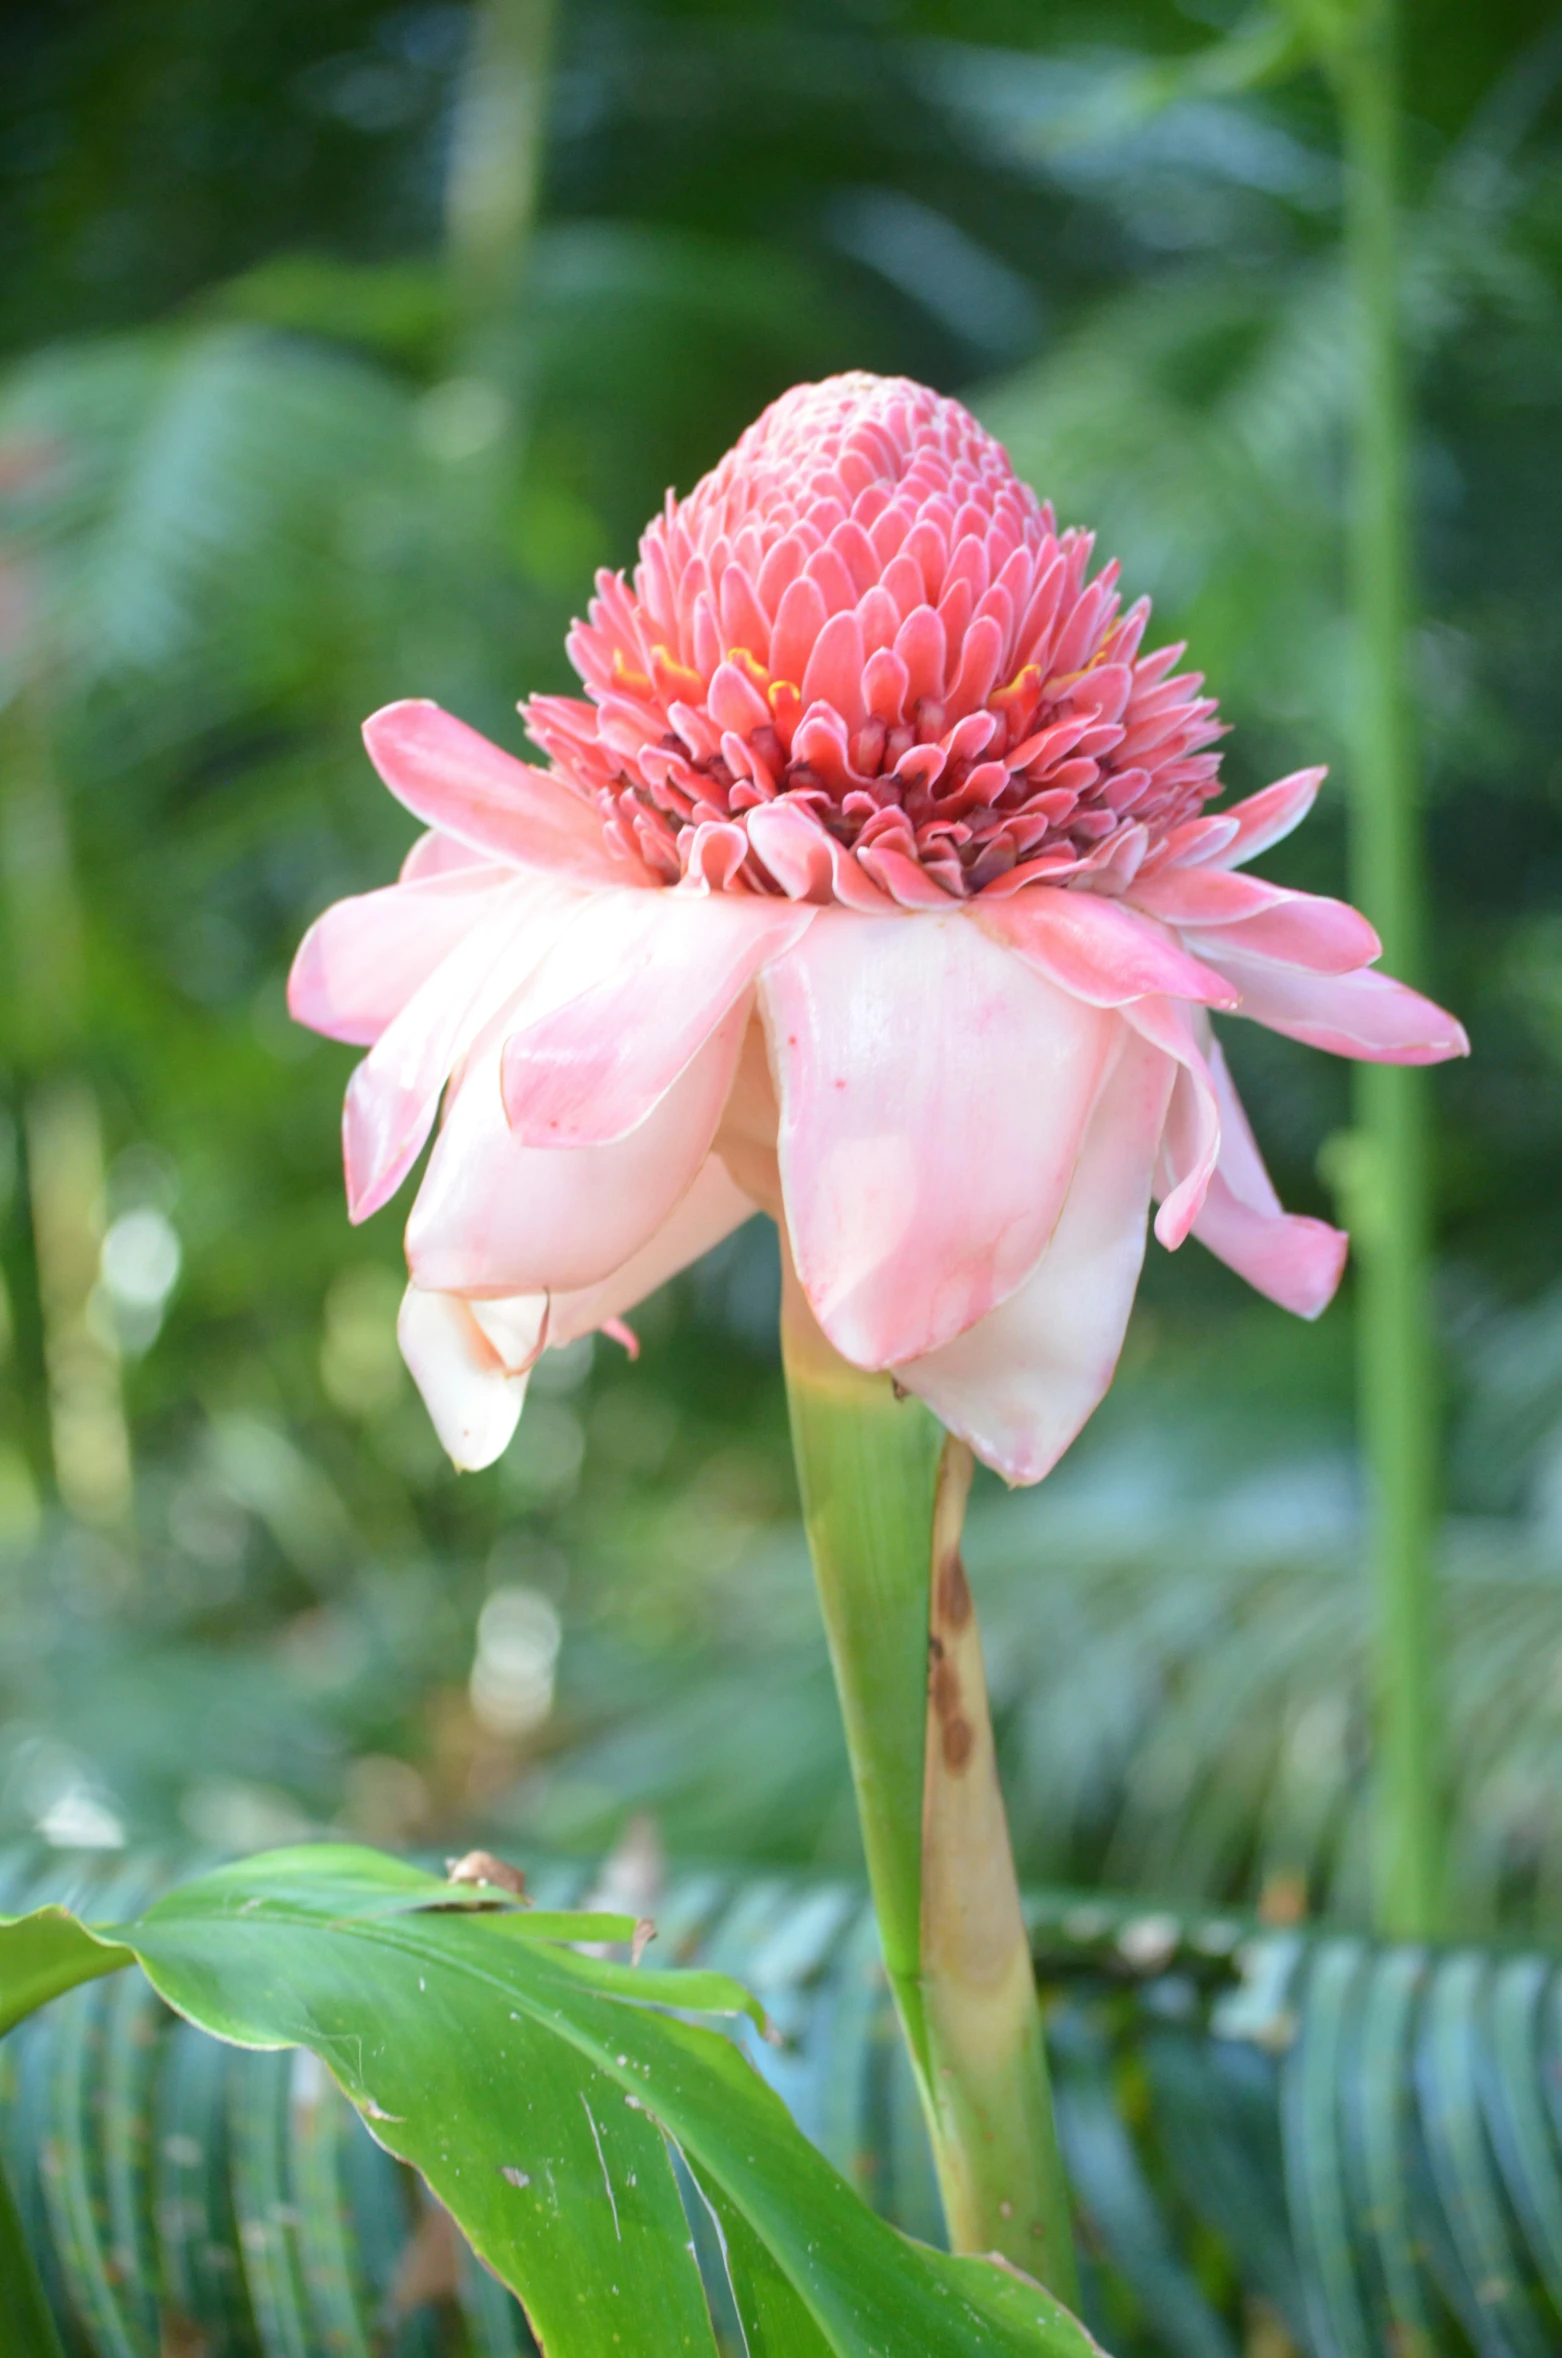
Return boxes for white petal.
[396,1286,535,1471]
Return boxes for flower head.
[290,373,1467,1483]
[524,372,1222,905]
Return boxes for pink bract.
[289,372,1468,1482]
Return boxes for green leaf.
[692,2164,836,2356]
[939,2256,1108,2353]
[0,1905,133,2036]
[0,1845,1098,2357]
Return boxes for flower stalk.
[780,1261,1078,2298]
[445,0,555,388]
[1337,0,1444,1939]
[2,669,133,1530]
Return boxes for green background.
[0,0,1559,1928]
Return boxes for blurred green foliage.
[0,0,1559,1920]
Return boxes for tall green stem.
[780,1265,1077,2298]
[2,675,133,1530]
[1338,0,1442,1937]
[444,0,556,414]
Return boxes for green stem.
[781,1265,1077,2297]
[2,672,133,1529]
[1338,0,1442,1938]
[444,0,556,404]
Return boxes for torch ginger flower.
[289,373,1466,1481]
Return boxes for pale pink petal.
[746,800,838,901]
[1178,899,1380,976]
[1189,1040,1346,1316]
[1201,945,1469,1063]
[900,1026,1175,1483]
[856,839,960,908]
[397,1285,534,1471]
[1204,769,1326,869]
[399,1159,755,1470]
[748,802,896,911]
[343,877,579,1222]
[978,888,1237,1009]
[288,870,516,1048]
[761,909,1114,1367]
[546,1156,756,1348]
[499,893,814,1146]
[1123,995,1220,1248]
[399,830,495,882]
[409,1005,746,1296]
[1130,866,1380,975]
[1151,814,1240,867]
[364,701,655,888]
[470,1295,551,1369]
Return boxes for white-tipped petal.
[396,1285,537,1470]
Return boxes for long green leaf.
[0,1844,1098,2358]
[693,2165,836,2356]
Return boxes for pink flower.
[289,373,1466,1482]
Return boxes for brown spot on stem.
[929,1653,961,1723]
[929,1646,976,1771]
[936,1547,973,1632]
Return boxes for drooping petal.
[499,892,814,1146]
[899,1026,1176,1483]
[342,877,579,1222]
[1202,945,1470,1063]
[408,1004,746,1296]
[978,887,1237,1009]
[363,701,655,888]
[398,1158,755,1470]
[1189,1040,1347,1317]
[288,869,517,1047]
[397,1284,535,1471]
[711,1013,783,1217]
[1123,995,1220,1248]
[761,909,1114,1367]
